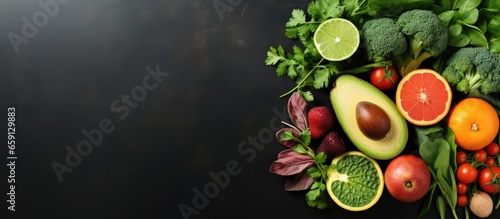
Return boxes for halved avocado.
[330,75,408,160]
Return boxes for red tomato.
[457,182,468,195]
[478,166,500,194]
[457,194,468,207]
[485,157,496,166]
[474,149,488,163]
[456,163,478,184]
[485,142,500,156]
[456,150,467,166]
[370,66,398,90]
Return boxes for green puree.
[330,155,381,207]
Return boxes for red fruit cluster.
[307,106,345,159]
[455,142,500,207]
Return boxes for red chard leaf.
[269,150,314,176]
[287,92,308,131]
[277,149,300,159]
[285,169,315,191]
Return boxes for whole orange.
[448,98,499,151]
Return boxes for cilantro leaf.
[315,152,328,164]
[286,9,307,27]
[292,45,305,63]
[265,46,285,65]
[313,68,331,89]
[306,166,322,178]
[305,180,330,209]
[299,90,314,102]
[308,0,344,21]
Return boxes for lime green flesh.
[314,18,360,61]
[330,154,380,207]
[330,75,408,160]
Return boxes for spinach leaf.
[419,181,437,217]
[445,127,458,171]
[436,195,446,219]
[417,125,459,219]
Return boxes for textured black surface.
[0,1,498,219]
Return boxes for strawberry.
[316,131,345,159]
[307,106,335,140]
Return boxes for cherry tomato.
[474,149,488,163]
[457,194,468,207]
[485,142,500,156]
[370,66,398,91]
[478,166,500,194]
[456,150,467,166]
[457,182,468,195]
[456,163,478,184]
[485,157,496,166]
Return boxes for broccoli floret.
[361,18,407,63]
[481,68,500,94]
[358,10,450,77]
[442,47,500,95]
[395,9,449,76]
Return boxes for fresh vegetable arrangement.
[265,0,500,218]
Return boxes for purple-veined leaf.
[276,128,299,148]
[287,92,308,131]
[277,149,299,159]
[284,169,315,191]
[269,150,314,176]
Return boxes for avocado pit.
[356,101,391,140]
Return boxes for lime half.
[313,18,360,61]
[326,151,384,211]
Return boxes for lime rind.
[313,18,360,61]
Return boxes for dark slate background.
[0,1,497,218]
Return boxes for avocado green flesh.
[330,75,408,160]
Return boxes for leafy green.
[417,126,458,219]
[419,181,437,217]
[308,0,345,21]
[367,0,434,16]
[305,180,330,209]
[435,0,500,52]
[285,9,318,43]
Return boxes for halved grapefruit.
[395,69,452,126]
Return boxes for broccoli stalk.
[463,69,485,93]
[393,50,433,77]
